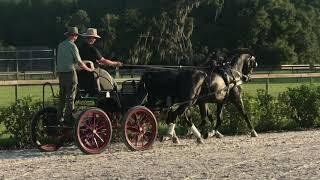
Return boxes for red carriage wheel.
[74,108,112,154]
[31,107,63,152]
[123,106,157,151]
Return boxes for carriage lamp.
[106,91,110,98]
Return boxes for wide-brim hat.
[64,27,79,36]
[82,28,101,38]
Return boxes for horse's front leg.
[198,102,212,139]
[177,104,204,144]
[213,102,225,138]
[231,88,258,137]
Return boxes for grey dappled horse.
[197,52,258,138]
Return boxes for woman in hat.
[78,28,122,90]
[57,26,94,125]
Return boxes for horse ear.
[250,55,258,68]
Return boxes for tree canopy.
[0,0,319,66]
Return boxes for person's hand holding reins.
[115,61,123,67]
[96,59,122,67]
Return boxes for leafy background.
[0,0,319,66]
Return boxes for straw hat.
[82,28,101,38]
[64,27,79,36]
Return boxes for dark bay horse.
[139,69,207,144]
[197,52,258,138]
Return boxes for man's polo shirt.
[57,40,82,72]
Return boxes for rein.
[157,90,220,111]
[230,68,250,81]
[122,64,201,71]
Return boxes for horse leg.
[198,103,212,139]
[177,104,204,144]
[214,102,225,138]
[184,109,194,139]
[160,110,180,144]
[232,89,258,137]
[183,110,204,144]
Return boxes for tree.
[65,9,91,33]
[247,0,320,65]
[130,0,222,65]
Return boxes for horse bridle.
[230,55,257,82]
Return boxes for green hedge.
[0,97,42,148]
[1,84,320,149]
[175,84,320,135]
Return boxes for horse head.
[230,53,257,82]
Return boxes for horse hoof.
[203,132,209,139]
[196,138,204,144]
[207,130,216,138]
[215,131,224,138]
[172,136,180,144]
[251,130,258,137]
[186,132,193,139]
[160,135,171,142]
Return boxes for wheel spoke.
[134,135,139,147]
[80,133,92,142]
[94,132,104,143]
[96,122,107,131]
[93,113,96,129]
[83,120,92,129]
[126,125,139,132]
[133,113,138,123]
[94,137,99,148]
[140,135,144,146]
[138,114,146,126]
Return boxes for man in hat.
[57,26,93,125]
[79,28,122,90]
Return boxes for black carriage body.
[76,70,144,112]
[96,80,143,112]
[34,69,158,154]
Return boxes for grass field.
[242,82,318,97]
[0,80,319,107]
[0,85,59,107]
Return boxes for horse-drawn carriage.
[31,49,258,154]
[31,65,158,154]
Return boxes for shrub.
[280,85,320,128]
[220,93,256,135]
[0,97,42,148]
[254,89,292,132]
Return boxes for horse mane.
[200,48,254,69]
[230,48,254,56]
[228,48,254,66]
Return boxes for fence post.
[53,49,57,79]
[15,84,18,103]
[15,51,19,80]
[265,77,269,94]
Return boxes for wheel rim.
[31,108,62,152]
[124,107,157,151]
[76,109,112,154]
